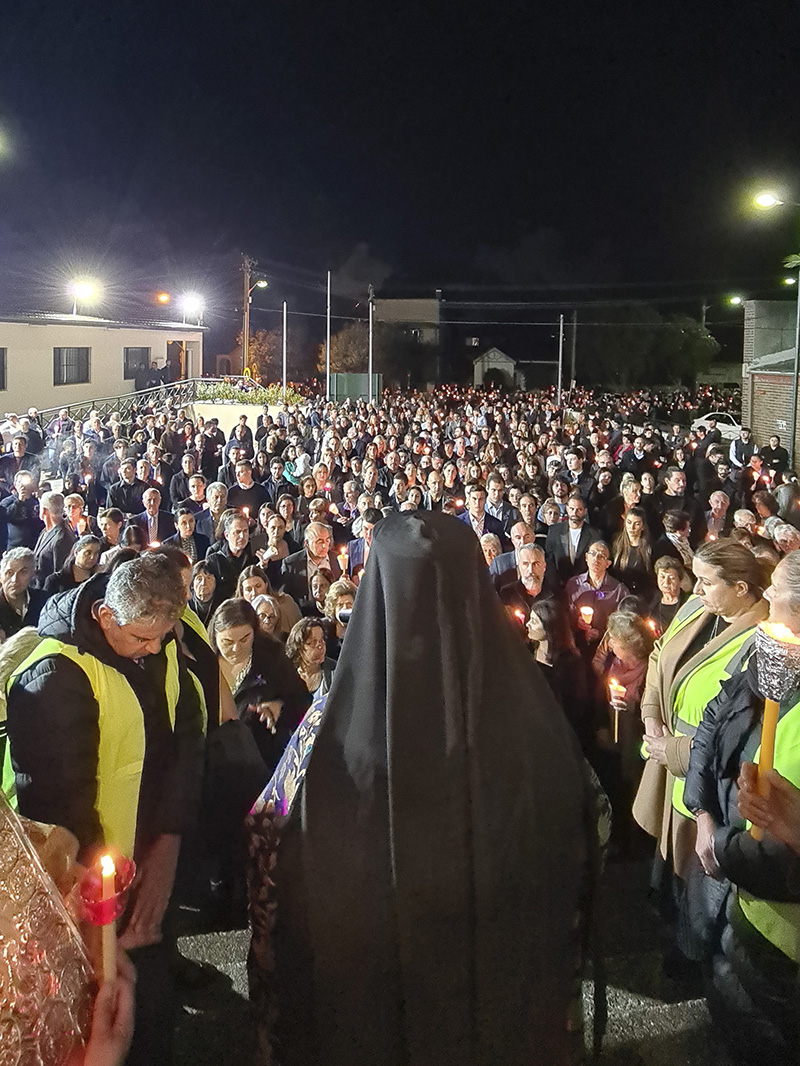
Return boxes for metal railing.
[35,377,255,425]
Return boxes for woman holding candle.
[680,552,800,1064]
[592,611,655,854]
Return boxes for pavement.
[171,859,732,1066]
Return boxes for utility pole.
[282,301,288,398]
[241,254,256,376]
[569,309,577,392]
[326,270,332,402]
[556,313,564,407]
[701,299,710,329]
[368,284,374,404]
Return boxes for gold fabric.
[0,793,92,1065]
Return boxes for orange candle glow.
[513,609,526,624]
[608,678,627,744]
[579,605,594,626]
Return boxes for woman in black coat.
[210,597,311,772]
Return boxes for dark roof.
[0,311,206,332]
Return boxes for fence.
[35,377,253,425]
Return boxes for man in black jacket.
[107,458,148,516]
[5,553,205,1066]
[33,490,75,586]
[205,510,255,598]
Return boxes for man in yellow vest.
[5,551,206,1066]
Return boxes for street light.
[753,190,800,466]
[69,278,99,315]
[728,295,743,306]
[180,292,205,324]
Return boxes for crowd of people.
[1,381,799,1065]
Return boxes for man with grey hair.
[499,542,549,621]
[0,547,47,640]
[128,486,176,545]
[6,551,205,1063]
[32,490,75,586]
[773,522,800,555]
[489,520,536,592]
[194,480,228,541]
[279,520,342,602]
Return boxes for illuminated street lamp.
[753,190,800,465]
[728,295,743,306]
[180,292,205,324]
[156,291,171,305]
[69,278,99,315]
[755,192,784,209]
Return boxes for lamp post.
[241,254,268,376]
[754,192,800,466]
[69,279,99,316]
[180,293,205,326]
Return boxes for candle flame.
[760,621,800,645]
[647,619,658,632]
[100,854,115,877]
[514,609,525,622]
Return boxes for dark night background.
[1,0,799,371]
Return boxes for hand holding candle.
[579,605,594,628]
[752,622,800,839]
[608,678,627,744]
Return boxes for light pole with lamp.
[69,279,99,316]
[240,255,269,376]
[754,192,800,467]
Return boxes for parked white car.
[690,411,742,442]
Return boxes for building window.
[53,347,90,386]
[0,349,6,391]
[124,346,150,379]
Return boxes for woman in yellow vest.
[632,541,768,927]
[681,550,800,1065]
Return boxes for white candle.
[100,854,116,983]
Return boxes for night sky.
[2,0,800,355]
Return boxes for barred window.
[124,346,150,380]
[53,347,90,386]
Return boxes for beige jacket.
[632,598,768,879]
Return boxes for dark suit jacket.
[33,522,76,587]
[456,511,506,542]
[128,510,177,545]
[544,522,601,587]
[279,548,343,601]
[162,531,211,558]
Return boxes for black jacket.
[231,632,311,773]
[6,574,205,856]
[205,541,255,599]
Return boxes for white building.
[0,313,204,414]
[473,347,522,388]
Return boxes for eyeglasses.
[586,550,609,561]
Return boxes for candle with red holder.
[79,852,136,982]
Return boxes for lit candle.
[243,506,250,517]
[647,618,659,635]
[579,605,594,626]
[751,621,800,838]
[150,539,160,548]
[513,609,526,624]
[337,550,348,573]
[100,854,116,983]
[455,498,464,507]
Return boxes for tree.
[318,322,439,385]
[577,305,719,387]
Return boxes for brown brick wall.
[749,372,799,460]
